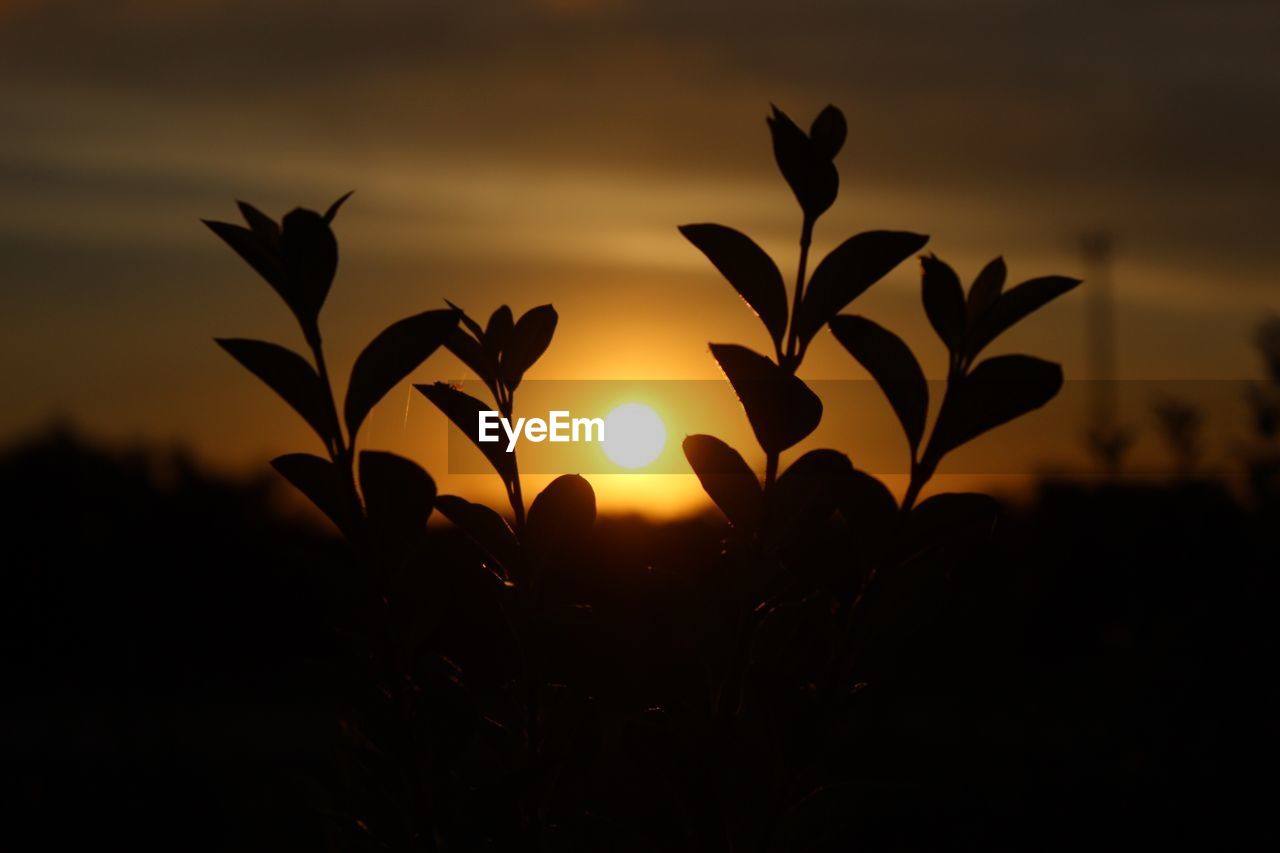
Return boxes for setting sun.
[602,403,667,469]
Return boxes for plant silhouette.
[209,197,603,848]
[683,103,1078,531]
[207,194,456,561]
[1152,395,1203,477]
[418,299,597,567]
[679,104,1081,849]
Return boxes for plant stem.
[902,462,926,512]
[785,216,815,367]
[902,359,962,512]
[308,333,346,460]
[509,471,526,532]
[501,386,527,532]
[308,332,362,522]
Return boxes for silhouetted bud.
[766,105,839,222]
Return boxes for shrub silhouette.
[209,199,602,847]
[206,194,456,561]
[681,104,1078,533]
[679,104,1081,848]
[200,111,1091,850]
[1152,395,1204,477]
[1245,315,1280,506]
[417,301,597,591]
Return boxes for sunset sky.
[3,0,1278,515]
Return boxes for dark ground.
[2,428,1276,850]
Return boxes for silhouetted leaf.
[829,315,929,453]
[768,449,853,542]
[966,275,1081,359]
[323,190,354,223]
[446,299,486,340]
[485,305,514,363]
[215,338,337,447]
[345,308,458,440]
[966,256,1005,324]
[921,254,966,352]
[271,453,354,535]
[808,104,847,160]
[838,468,901,552]
[710,343,822,454]
[910,492,1000,548]
[445,326,496,386]
[678,224,788,350]
[795,231,928,349]
[279,208,338,328]
[435,495,519,574]
[927,355,1064,461]
[524,474,596,556]
[842,468,898,520]
[204,219,287,298]
[682,434,761,530]
[236,201,278,241]
[416,382,518,485]
[500,304,557,390]
[766,105,838,221]
[359,450,435,540]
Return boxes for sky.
[2,0,1278,515]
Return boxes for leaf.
[767,449,854,542]
[204,219,287,297]
[279,208,338,327]
[345,308,459,440]
[484,305,514,362]
[926,355,1064,461]
[524,474,596,556]
[795,231,929,350]
[921,254,966,352]
[682,434,761,530]
[910,492,1000,548]
[435,495,520,573]
[966,256,1005,325]
[271,453,354,535]
[415,382,518,485]
[966,275,1081,360]
[236,201,279,241]
[829,315,928,454]
[710,343,822,454]
[808,104,847,160]
[841,468,898,521]
[323,190,354,223]
[838,468,900,551]
[500,304,557,390]
[444,326,496,386]
[359,450,435,540]
[445,299,485,340]
[215,338,337,447]
[678,224,788,350]
[766,105,838,221]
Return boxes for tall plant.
[206,194,456,562]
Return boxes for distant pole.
[1080,231,1128,474]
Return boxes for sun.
[602,403,666,469]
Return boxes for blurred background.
[3,0,1278,515]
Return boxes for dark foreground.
[2,429,1276,851]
